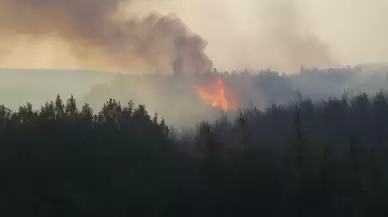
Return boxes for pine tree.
[54,95,65,119]
[65,95,78,117]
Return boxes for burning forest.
[1,0,388,216]
[193,79,238,112]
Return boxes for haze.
[130,0,388,71]
[0,0,387,73]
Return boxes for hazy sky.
[129,0,388,70]
[0,0,387,73]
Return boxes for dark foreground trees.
[0,96,189,216]
[1,93,388,216]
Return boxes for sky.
[0,0,387,73]
[128,0,388,71]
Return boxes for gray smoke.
[0,0,213,74]
[132,0,343,72]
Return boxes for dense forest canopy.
[1,65,388,216]
[1,86,388,216]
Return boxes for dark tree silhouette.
[1,92,388,216]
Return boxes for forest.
[1,89,388,216]
[83,65,388,126]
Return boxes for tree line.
[1,92,388,216]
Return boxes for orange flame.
[194,79,237,112]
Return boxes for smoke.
[122,0,339,73]
[254,0,338,71]
[1,0,387,73]
[129,0,388,73]
[218,0,340,72]
[0,0,212,74]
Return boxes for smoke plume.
[130,0,388,73]
[0,0,213,74]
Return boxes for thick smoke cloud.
[130,0,388,73]
[1,0,385,73]
[0,0,212,74]
[126,0,339,73]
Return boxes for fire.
[194,79,237,112]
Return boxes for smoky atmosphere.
[0,0,388,216]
